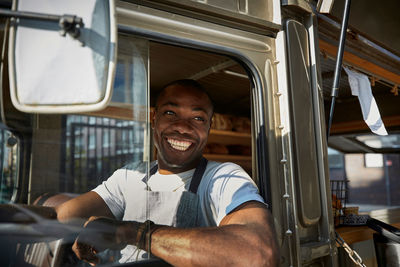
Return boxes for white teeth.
[167,138,192,151]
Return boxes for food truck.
[0,0,399,266]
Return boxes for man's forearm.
[0,204,57,222]
[26,204,58,219]
[55,191,114,223]
[150,224,279,267]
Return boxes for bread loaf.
[212,113,233,131]
[232,116,251,133]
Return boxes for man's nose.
[172,119,194,134]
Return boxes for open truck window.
[59,37,254,195]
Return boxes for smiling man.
[55,79,279,266]
[152,80,213,173]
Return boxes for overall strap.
[142,164,159,186]
[188,157,208,194]
[149,164,158,176]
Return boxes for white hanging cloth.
[344,67,388,136]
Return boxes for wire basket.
[330,179,348,226]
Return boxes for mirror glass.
[8,0,116,113]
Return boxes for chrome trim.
[117,6,272,53]
[119,0,281,36]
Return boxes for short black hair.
[155,79,214,113]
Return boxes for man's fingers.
[72,240,99,265]
[84,216,100,227]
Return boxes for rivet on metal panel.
[283,193,290,199]
[285,229,293,236]
[280,158,287,164]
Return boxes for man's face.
[152,85,213,173]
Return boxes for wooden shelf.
[208,129,251,146]
[206,130,252,170]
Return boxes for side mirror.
[7,0,117,113]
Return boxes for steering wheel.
[0,203,82,243]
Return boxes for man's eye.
[194,116,205,122]
[164,110,175,116]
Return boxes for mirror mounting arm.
[0,9,84,38]
[58,15,83,38]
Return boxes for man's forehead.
[160,101,208,112]
[157,85,212,110]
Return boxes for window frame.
[115,32,272,207]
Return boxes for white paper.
[344,67,387,135]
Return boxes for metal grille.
[62,115,145,193]
[331,179,348,226]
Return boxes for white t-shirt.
[93,160,265,226]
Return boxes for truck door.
[274,2,337,266]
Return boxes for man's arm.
[56,191,115,223]
[72,200,279,266]
[150,201,279,267]
[0,191,112,224]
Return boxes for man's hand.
[72,216,160,266]
[72,216,133,265]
